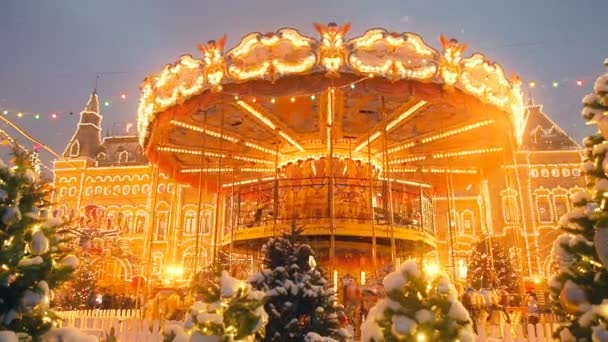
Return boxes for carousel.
[137,23,526,279]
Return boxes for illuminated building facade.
[53,92,215,289]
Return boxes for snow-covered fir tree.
[249,227,348,342]
[548,60,608,341]
[466,236,519,293]
[55,255,97,310]
[361,260,475,342]
[0,150,78,340]
[165,264,266,342]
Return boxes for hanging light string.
[0,125,52,172]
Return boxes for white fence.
[56,310,564,341]
[57,310,181,341]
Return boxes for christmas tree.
[466,236,520,293]
[55,255,97,310]
[165,264,267,341]
[249,227,348,342]
[361,260,475,342]
[548,60,608,341]
[0,150,78,339]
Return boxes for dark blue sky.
[1,1,606,168]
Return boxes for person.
[527,292,540,326]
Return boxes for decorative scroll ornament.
[460,53,511,109]
[198,36,228,91]
[349,30,438,81]
[226,29,316,82]
[314,22,351,77]
[438,35,467,87]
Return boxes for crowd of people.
[86,291,142,310]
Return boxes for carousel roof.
[137,23,527,188]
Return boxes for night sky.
[1,1,606,170]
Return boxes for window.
[168,183,175,193]
[118,151,129,163]
[536,195,553,222]
[68,187,77,196]
[95,186,103,195]
[104,187,110,195]
[541,169,549,177]
[135,212,146,233]
[59,188,67,196]
[461,210,474,233]
[572,168,581,177]
[116,212,132,233]
[152,251,163,275]
[184,211,197,235]
[142,185,150,194]
[530,169,539,178]
[562,168,570,177]
[113,185,120,195]
[554,196,569,221]
[123,185,130,195]
[551,169,560,177]
[446,210,460,231]
[85,187,92,196]
[132,185,140,194]
[202,212,212,234]
[156,211,168,239]
[501,189,520,223]
[97,152,106,161]
[69,141,80,157]
[158,183,166,193]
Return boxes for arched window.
[541,169,549,177]
[562,168,570,177]
[123,185,130,195]
[156,211,168,240]
[572,168,581,177]
[135,212,146,233]
[182,247,208,273]
[530,169,539,178]
[132,185,140,194]
[97,152,107,161]
[501,189,520,223]
[158,183,166,193]
[68,187,77,197]
[184,210,197,235]
[553,188,570,221]
[168,183,175,193]
[113,185,120,195]
[152,251,163,275]
[460,210,475,234]
[59,187,67,197]
[535,188,553,223]
[551,168,560,177]
[142,185,151,195]
[69,140,80,157]
[118,151,129,163]
[202,211,213,234]
[104,187,110,196]
[85,187,92,196]
[95,186,103,195]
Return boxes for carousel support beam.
[234,100,305,152]
[194,112,208,275]
[354,99,428,152]
[327,87,336,277]
[367,135,377,279]
[212,108,226,264]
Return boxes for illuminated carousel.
[138,23,526,278]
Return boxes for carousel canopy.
[137,23,526,189]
